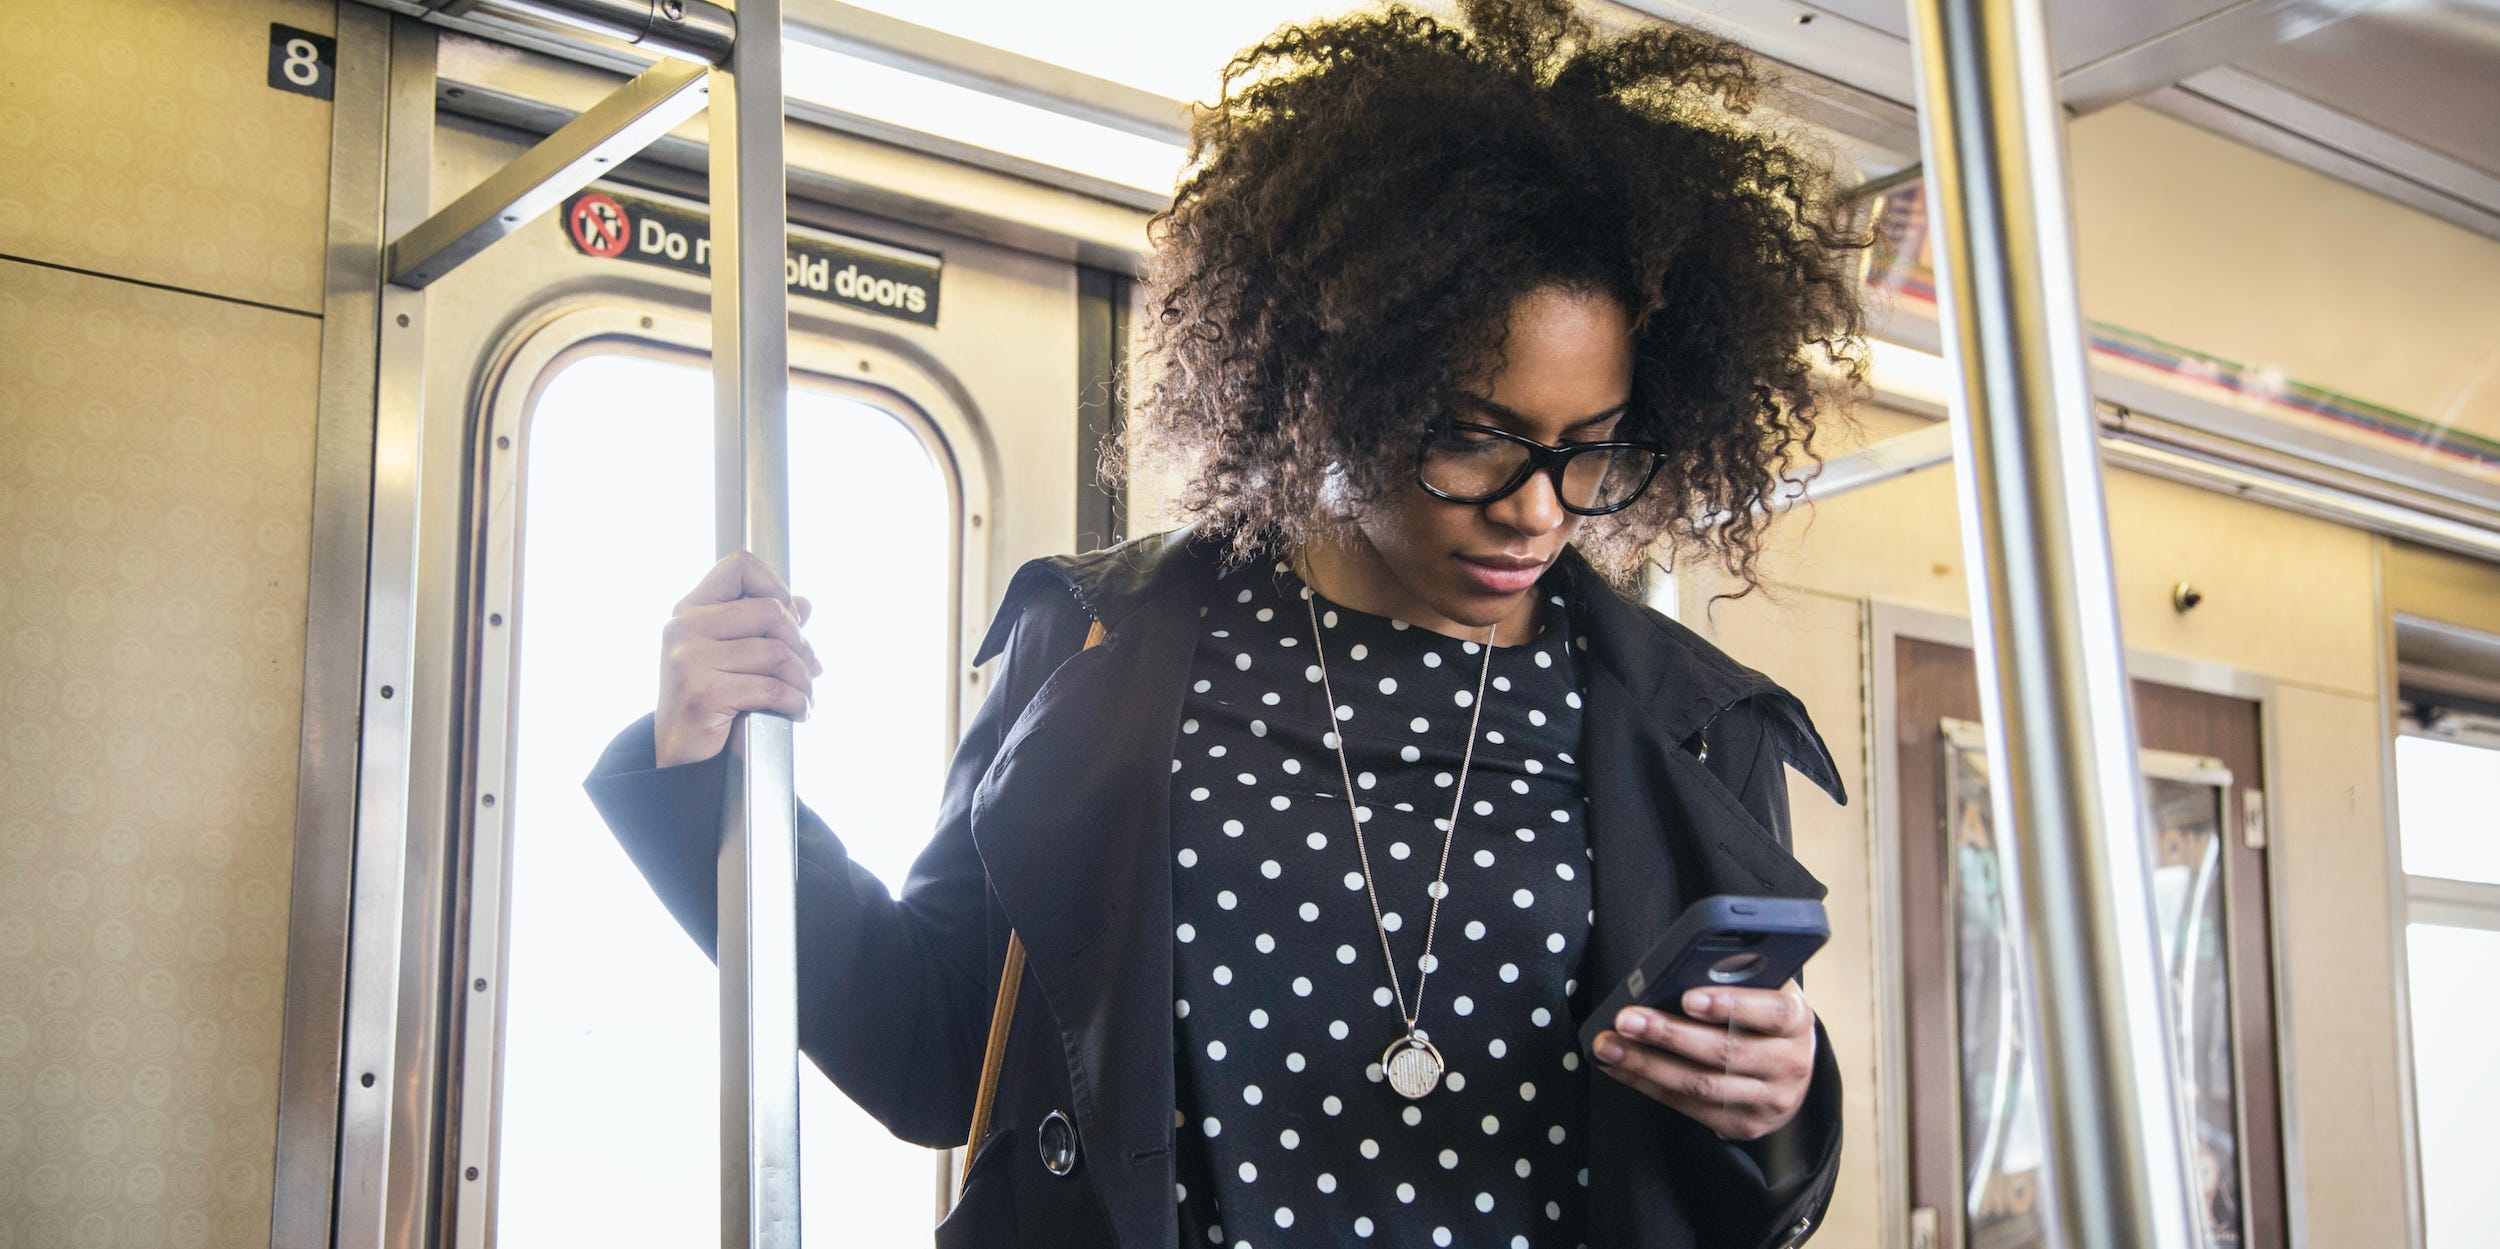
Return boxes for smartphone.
[1578,895,1828,1057]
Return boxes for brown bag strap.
[959,617,1105,1192]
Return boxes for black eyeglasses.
[1415,421,1666,516]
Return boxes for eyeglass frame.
[1413,420,1668,516]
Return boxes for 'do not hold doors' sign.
[559,189,942,327]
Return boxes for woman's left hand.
[1589,982,1817,1141]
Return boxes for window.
[2394,717,2500,1249]
[491,350,959,1246]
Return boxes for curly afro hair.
[1117,0,1870,590]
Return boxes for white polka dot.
[1551,808,1571,824]
[1208,1041,1227,1060]
[1566,691,1582,708]
[1239,589,1255,602]
[1317,1172,1336,1193]
[1360,1138,1380,1159]
[1189,787,1209,801]
[1378,677,1398,695]
[1397,1183,1417,1203]
[1286,1052,1305,1072]
[1549,1125,1567,1144]
[1330,1020,1349,1040]
[1516,1159,1533,1178]
[1373,987,1393,1007]
[1215,966,1234,985]
[1531,1007,1551,1026]
[1546,1202,1561,1221]
[1446,1072,1466,1091]
[1261,860,1282,879]
[1306,833,1327,851]
[1237,772,1257,786]
[1389,842,1411,861]
[1345,873,1365,892]
[1263,691,1282,704]
[1494,676,1511,691]
[1279,1128,1300,1149]
[1382,911,1402,931]
[1473,800,1493,816]
[1337,944,1357,964]
[1274,1207,1294,1229]
[1349,643,1366,659]
[1439,1149,1461,1171]
[1305,665,1323,683]
[1463,641,1479,653]
[1293,976,1313,996]
[1250,1007,1270,1027]
[1559,752,1573,763]
[1511,779,1531,794]
[1323,611,1338,627]
[1453,995,1474,1016]
[1243,1085,1262,1106]
[1419,954,1440,974]
[1171,760,1182,773]
[1524,759,1542,774]
[1474,848,1495,868]
[1337,704,1354,721]
[1223,819,1245,837]
[1561,1051,1579,1071]
[1520,1081,1537,1101]
[1465,920,1486,940]
[1489,1039,1508,1059]
[1257,607,1274,622]
[1436,1229,1454,1247]
[1410,717,1431,733]
[1252,720,1269,737]
[1476,1193,1496,1214]
[1217,890,1237,910]
[1424,653,1442,668]
[1401,745,1422,762]
[1536,651,1552,667]
[1356,1217,1375,1237]
[1183,718,1200,734]
[1326,1096,1345,1116]
[1454,690,1474,708]
[1487,730,1505,744]
[1176,998,1190,1017]
[1235,654,1253,671]
[1481,1115,1500,1134]
[1270,795,1291,810]
[1555,862,1576,881]
[1299,901,1320,921]
[1546,933,1566,953]
[1515,828,1536,843]
[1513,888,1535,908]
[1193,679,1211,693]
[1178,848,1198,867]
[1357,771,1376,789]
[1239,1161,1258,1182]
[1177,923,1196,943]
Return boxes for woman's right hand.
[653,550,825,769]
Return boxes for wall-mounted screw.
[2170,581,2203,613]
[466,1166,480,1181]
[396,313,411,328]
[489,613,504,627]
[361,1073,376,1088]
[640,316,655,329]
[379,685,395,700]
[474,978,487,992]
[481,794,496,808]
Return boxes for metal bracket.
[388,55,711,287]
[2243,788,2268,851]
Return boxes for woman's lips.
[1454,553,1546,595]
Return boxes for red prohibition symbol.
[569,193,630,258]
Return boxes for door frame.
[1865,601,2310,1249]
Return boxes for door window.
[491,350,958,1246]
[2394,724,2500,1249]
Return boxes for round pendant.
[1381,1034,1446,1099]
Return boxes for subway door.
[387,81,1128,1249]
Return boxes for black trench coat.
[585,526,1847,1249]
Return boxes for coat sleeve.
[1694,697,1846,1238]
[580,582,1090,1148]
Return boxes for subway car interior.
[4,0,2499,1246]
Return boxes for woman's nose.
[1485,466,1570,535]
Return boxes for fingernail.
[1594,1035,1622,1063]
[1617,1010,1645,1037]
[1684,990,1711,1016]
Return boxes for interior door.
[1895,639,2287,1249]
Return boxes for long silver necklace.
[1303,585,1497,1099]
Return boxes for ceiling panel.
[2231,0,2500,177]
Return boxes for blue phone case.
[1578,895,1828,1058]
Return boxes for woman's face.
[1329,285,1638,642]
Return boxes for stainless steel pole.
[709,1,801,1246]
[1898,0,2199,1245]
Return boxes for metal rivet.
[2171,581,2203,613]
[474,978,487,992]
[662,0,684,18]
[496,434,511,450]
[396,313,411,328]
[466,1166,480,1181]
[482,794,496,808]
[640,316,655,329]
[361,1073,377,1088]
[379,685,395,699]
[489,612,504,627]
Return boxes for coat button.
[1037,1110,1079,1177]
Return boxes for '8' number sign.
[268,24,337,101]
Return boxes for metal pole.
[1898,0,2199,1245]
[709,1,801,1246]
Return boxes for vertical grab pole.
[709,2,801,1247]
[1899,0,2199,1246]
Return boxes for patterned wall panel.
[0,260,318,1249]
[0,0,336,313]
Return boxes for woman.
[585,1,1866,1245]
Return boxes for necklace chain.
[1303,585,1497,1034]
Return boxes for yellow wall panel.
[0,261,317,1248]
[0,0,336,313]
[2068,104,2500,444]
[2385,539,2500,630]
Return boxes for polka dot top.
[1168,557,1596,1248]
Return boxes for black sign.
[268,24,336,100]
[557,190,941,327]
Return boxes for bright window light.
[494,351,956,1247]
